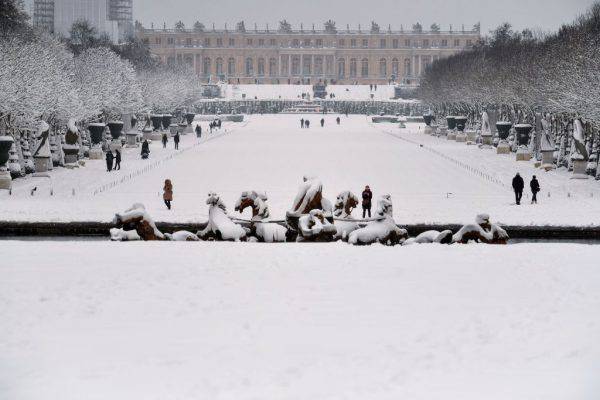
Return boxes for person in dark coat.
[105,151,114,172]
[174,132,180,150]
[195,124,202,138]
[300,118,305,128]
[362,185,373,218]
[114,149,121,170]
[163,179,173,210]
[512,173,525,205]
[320,118,325,127]
[141,140,150,159]
[530,175,540,204]
[336,117,341,125]
[305,120,310,128]
[161,132,168,148]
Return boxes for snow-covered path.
[1,115,599,226]
[1,241,599,400]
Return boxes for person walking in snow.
[530,175,541,204]
[362,185,373,218]
[141,140,150,159]
[174,132,180,150]
[195,124,202,138]
[114,149,121,170]
[320,118,325,127]
[161,132,168,148]
[163,179,173,210]
[105,151,114,172]
[512,173,525,205]
[336,116,341,125]
[300,118,305,129]
[305,120,310,128]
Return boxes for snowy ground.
[2,114,599,226]
[222,84,400,101]
[1,241,599,400]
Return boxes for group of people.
[161,132,180,150]
[105,149,121,172]
[300,117,342,129]
[512,173,541,205]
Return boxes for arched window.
[361,58,369,77]
[349,58,357,77]
[215,58,223,76]
[392,58,399,78]
[404,58,412,76]
[257,58,265,76]
[245,58,254,76]
[292,56,300,75]
[202,57,211,76]
[314,56,323,75]
[228,57,235,75]
[379,58,387,77]
[269,58,277,76]
[337,58,345,78]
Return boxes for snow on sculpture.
[348,195,408,246]
[540,116,556,170]
[333,191,360,241]
[297,209,338,242]
[113,203,199,241]
[286,176,335,241]
[571,119,589,179]
[403,230,454,245]
[234,191,288,242]
[452,214,509,244]
[199,192,247,241]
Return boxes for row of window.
[148,36,472,48]
[169,56,430,78]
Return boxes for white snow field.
[1,241,600,400]
[1,114,599,226]
[222,83,401,101]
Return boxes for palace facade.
[137,24,480,85]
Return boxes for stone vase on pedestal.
[0,136,14,190]
[496,122,512,154]
[454,116,468,142]
[185,113,196,133]
[107,121,124,152]
[88,123,106,160]
[63,121,80,167]
[150,115,163,131]
[446,116,457,140]
[162,114,173,131]
[514,124,533,161]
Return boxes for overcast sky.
[24,0,598,35]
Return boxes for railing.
[139,28,480,36]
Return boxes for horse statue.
[286,175,335,241]
[348,195,408,246]
[198,192,247,241]
[297,209,337,242]
[452,214,509,244]
[403,230,454,245]
[333,191,360,241]
[112,203,199,241]
[234,191,288,242]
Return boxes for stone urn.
[162,114,173,131]
[88,123,106,160]
[446,116,457,130]
[63,123,80,166]
[150,114,163,131]
[0,135,14,190]
[454,116,468,132]
[185,113,196,126]
[423,115,435,126]
[514,124,532,161]
[496,121,512,154]
[107,121,124,152]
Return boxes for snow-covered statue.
[63,118,80,166]
[112,203,199,241]
[234,191,287,242]
[403,230,454,245]
[297,209,337,242]
[333,191,360,241]
[348,195,408,246]
[571,119,588,161]
[199,192,247,241]
[286,175,334,241]
[540,116,556,170]
[452,214,509,244]
[32,121,51,174]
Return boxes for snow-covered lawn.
[1,241,599,400]
[221,83,400,101]
[1,114,599,226]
